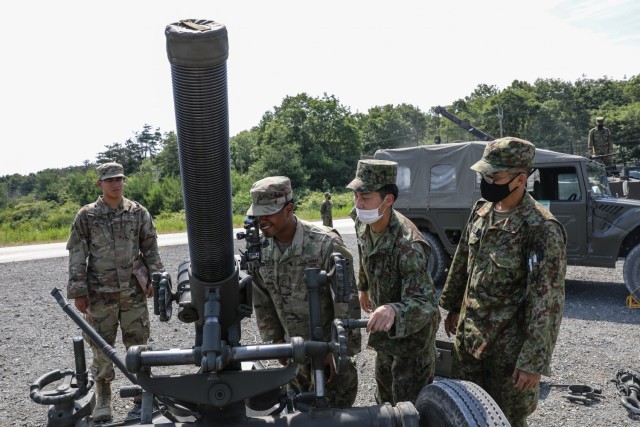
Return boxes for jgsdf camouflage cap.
[346,159,397,192]
[96,162,126,180]
[471,137,535,175]
[247,176,293,216]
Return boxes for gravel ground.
[2,235,640,426]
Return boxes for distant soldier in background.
[588,116,613,166]
[248,176,361,408]
[66,162,164,421]
[320,192,333,227]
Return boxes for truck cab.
[374,141,640,299]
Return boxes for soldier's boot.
[93,380,112,422]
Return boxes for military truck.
[374,141,640,300]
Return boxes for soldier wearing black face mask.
[439,137,567,427]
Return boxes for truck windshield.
[586,160,611,199]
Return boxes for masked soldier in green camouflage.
[439,137,567,427]
[346,159,440,405]
[248,176,362,408]
[66,162,164,422]
[588,116,613,166]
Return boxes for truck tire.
[415,379,510,427]
[421,232,449,287]
[623,244,640,300]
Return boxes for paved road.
[0,218,356,263]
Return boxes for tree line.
[1,75,639,244]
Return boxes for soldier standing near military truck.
[66,162,165,421]
[439,138,567,427]
[346,159,440,405]
[248,176,362,408]
[588,116,613,166]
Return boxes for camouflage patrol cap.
[247,176,293,216]
[96,162,125,180]
[596,116,604,123]
[471,137,535,175]
[346,159,397,192]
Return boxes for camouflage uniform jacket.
[587,126,612,155]
[252,218,361,355]
[355,209,440,356]
[66,196,164,298]
[439,193,567,376]
[320,200,333,222]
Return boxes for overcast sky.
[2,0,639,175]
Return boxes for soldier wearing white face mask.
[346,159,440,405]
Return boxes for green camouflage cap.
[247,176,293,216]
[471,137,535,175]
[346,159,397,192]
[96,162,125,180]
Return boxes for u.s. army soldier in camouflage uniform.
[346,159,440,405]
[248,176,361,408]
[66,162,164,421]
[588,116,613,166]
[439,137,567,427]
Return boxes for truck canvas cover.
[374,141,587,211]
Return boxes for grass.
[0,200,354,247]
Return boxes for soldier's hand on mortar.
[366,304,395,333]
[511,368,541,391]
[444,312,459,338]
[74,296,89,314]
[359,291,372,313]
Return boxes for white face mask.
[355,197,388,224]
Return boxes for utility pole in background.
[496,107,504,138]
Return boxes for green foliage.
[62,166,100,206]
[153,131,180,178]
[154,210,187,233]
[158,176,184,213]
[230,129,259,174]
[3,76,640,246]
[96,124,163,175]
[0,181,9,210]
[247,93,362,190]
[357,103,430,154]
[0,200,78,245]
[125,170,155,208]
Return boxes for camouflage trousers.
[84,288,150,382]
[374,349,435,405]
[593,145,613,166]
[321,216,333,227]
[290,359,358,408]
[453,344,538,427]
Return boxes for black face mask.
[480,175,519,203]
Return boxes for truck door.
[529,166,587,258]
